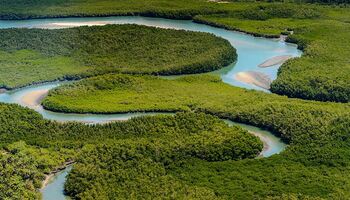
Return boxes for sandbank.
[21,89,49,107]
[234,71,272,90]
[258,55,293,68]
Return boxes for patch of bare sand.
[21,89,49,107]
[41,174,55,190]
[41,161,74,190]
[234,71,272,90]
[258,55,293,68]
[50,21,108,28]
[0,88,6,94]
[250,131,270,157]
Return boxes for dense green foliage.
[0,1,349,101]
[228,0,350,4]
[0,0,221,20]
[0,1,350,199]
[0,24,236,88]
[193,4,350,102]
[41,74,350,198]
[0,105,261,198]
[64,118,262,198]
[0,141,74,199]
[42,74,348,117]
[0,0,347,21]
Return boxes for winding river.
[0,16,301,91]
[0,16,297,199]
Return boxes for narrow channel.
[0,16,294,199]
[0,16,302,91]
[0,81,287,158]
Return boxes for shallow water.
[0,81,286,158]
[224,120,286,157]
[0,16,293,199]
[0,82,171,123]
[0,81,286,200]
[0,16,302,91]
[41,166,72,200]
[0,82,287,199]
[37,120,285,200]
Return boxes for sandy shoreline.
[41,161,75,190]
[50,22,108,27]
[21,89,49,107]
[258,55,293,68]
[250,131,270,157]
[0,88,7,94]
[234,71,272,90]
[41,174,55,190]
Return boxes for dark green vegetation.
[0,0,348,21]
[0,0,219,20]
[0,141,74,199]
[42,74,350,198]
[0,0,350,199]
[0,105,261,199]
[0,24,236,88]
[193,4,350,102]
[41,74,349,116]
[2,0,349,102]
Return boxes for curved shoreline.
[0,14,283,40]
[0,16,293,157]
[234,71,272,90]
[258,55,293,68]
[0,16,301,92]
[0,16,293,199]
[41,165,74,200]
[193,18,281,39]
[41,161,75,190]
[0,81,286,158]
[0,88,6,94]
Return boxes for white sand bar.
[51,22,108,27]
[21,89,49,108]
[258,55,293,68]
[234,71,272,90]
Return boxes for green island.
[0,108,262,199]
[0,24,235,89]
[1,0,350,101]
[0,0,350,199]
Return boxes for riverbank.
[193,17,281,39]
[234,71,272,90]
[251,131,270,157]
[258,55,293,68]
[41,161,75,190]
[0,23,237,90]
[0,77,286,158]
[0,16,300,94]
[0,3,349,199]
[21,89,49,108]
[0,88,6,94]
[1,2,349,102]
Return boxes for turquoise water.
[0,82,172,123]
[0,16,302,91]
[0,16,295,199]
[0,81,286,158]
[0,81,287,200]
[0,81,285,157]
[224,120,286,157]
[41,166,72,200]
